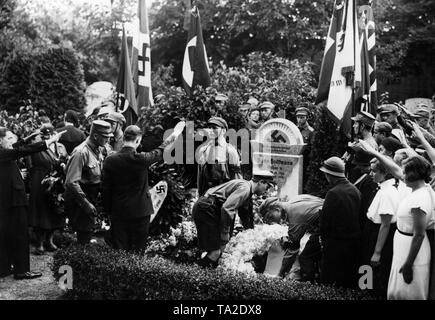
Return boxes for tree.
[28,46,87,116]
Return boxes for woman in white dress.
[387,155,434,300]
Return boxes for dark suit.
[102,145,165,251]
[0,141,47,276]
[320,178,361,289]
[57,124,86,154]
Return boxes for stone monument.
[251,118,306,201]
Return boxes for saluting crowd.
[2,94,435,301]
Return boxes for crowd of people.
[2,94,435,301]
[258,101,435,300]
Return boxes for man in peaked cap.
[413,105,435,136]
[64,120,113,244]
[192,168,275,268]
[197,116,242,197]
[295,107,314,145]
[259,101,276,124]
[377,104,409,147]
[319,156,361,289]
[105,112,126,152]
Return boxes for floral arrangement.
[41,160,68,216]
[145,220,199,262]
[218,223,288,276]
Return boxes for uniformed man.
[259,195,324,281]
[64,120,113,244]
[295,107,314,145]
[238,103,251,119]
[105,112,126,152]
[214,93,228,116]
[377,104,410,147]
[197,117,242,196]
[259,101,276,124]
[344,111,377,182]
[192,169,275,268]
[413,105,435,137]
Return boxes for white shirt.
[367,178,400,224]
[396,185,435,234]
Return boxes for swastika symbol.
[271,130,287,143]
[138,43,150,77]
[156,185,166,194]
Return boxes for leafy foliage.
[28,47,87,116]
[52,244,378,300]
[0,46,86,116]
[304,104,348,197]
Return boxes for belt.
[397,229,413,237]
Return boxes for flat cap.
[295,107,310,116]
[90,120,113,138]
[106,112,126,125]
[208,117,228,130]
[351,111,376,127]
[259,101,275,110]
[380,137,403,154]
[377,104,399,115]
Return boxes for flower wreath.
[218,224,288,276]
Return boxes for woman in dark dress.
[28,124,68,254]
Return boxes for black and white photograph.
[0,0,434,309]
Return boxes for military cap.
[252,168,275,183]
[239,103,252,110]
[215,93,229,102]
[351,111,376,127]
[97,106,113,118]
[90,120,113,138]
[259,101,275,110]
[320,156,345,178]
[106,112,126,125]
[414,108,430,119]
[377,104,399,115]
[207,116,228,130]
[295,107,310,116]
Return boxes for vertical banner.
[132,0,154,113]
[116,27,138,126]
[182,6,211,96]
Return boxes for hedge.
[0,46,86,116]
[52,244,377,300]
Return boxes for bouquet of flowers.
[41,161,67,216]
[218,224,288,276]
[145,220,199,263]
